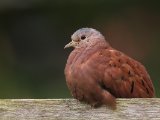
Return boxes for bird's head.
[64,28,105,49]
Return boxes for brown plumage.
[64,28,155,109]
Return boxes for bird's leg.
[91,102,102,108]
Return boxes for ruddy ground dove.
[64,28,155,109]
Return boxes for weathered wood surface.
[0,99,159,120]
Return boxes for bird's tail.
[101,90,116,110]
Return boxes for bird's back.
[85,47,155,98]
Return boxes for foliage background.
[0,0,159,98]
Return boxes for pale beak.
[64,41,77,49]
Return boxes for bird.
[64,28,155,109]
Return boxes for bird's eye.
[81,35,86,40]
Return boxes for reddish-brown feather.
[65,30,155,109]
[90,48,154,98]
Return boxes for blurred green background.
[0,0,159,98]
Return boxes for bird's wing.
[87,48,155,98]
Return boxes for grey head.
[64,28,106,49]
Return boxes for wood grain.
[0,99,159,120]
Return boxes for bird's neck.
[68,40,110,65]
[77,39,110,51]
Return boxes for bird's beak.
[64,41,76,49]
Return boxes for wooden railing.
[0,99,159,120]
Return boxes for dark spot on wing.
[113,64,116,67]
[121,76,125,80]
[146,88,149,94]
[128,71,131,75]
[130,81,134,93]
[141,80,145,86]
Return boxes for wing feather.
[87,48,155,98]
